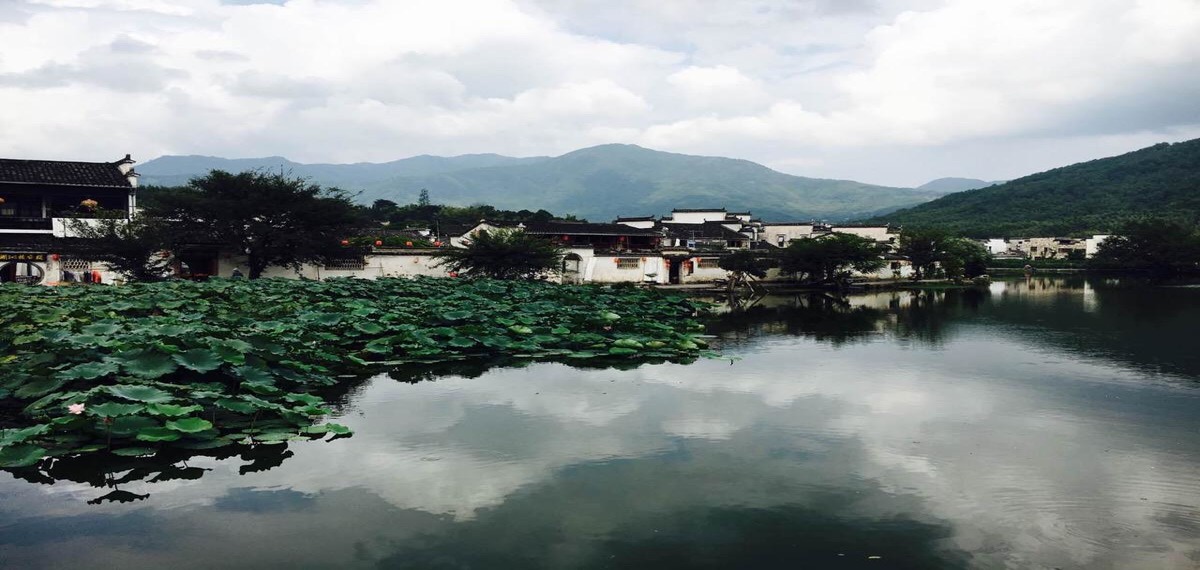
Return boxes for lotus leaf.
[88,402,146,417]
[0,424,50,447]
[80,322,121,335]
[214,398,257,414]
[106,384,175,403]
[355,322,384,334]
[0,444,47,468]
[136,427,182,442]
[14,377,69,399]
[118,350,179,378]
[60,361,120,381]
[172,349,224,373]
[147,403,203,417]
[166,418,214,433]
[111,447,157,457]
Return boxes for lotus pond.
[0,277,711,469]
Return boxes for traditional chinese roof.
[614,215,657,222]
[0,157,134,188]
[661,221,747,240]
[522,221,660,237]
[671,208,725,213]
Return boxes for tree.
[62,211,175,282]
[779,234,885,284]
[897,228,948,280]
[434,228,564,280]
[147,170,366,279]
[1090,219,1200,275]
[940,238,992,279]
[417,189,431,207]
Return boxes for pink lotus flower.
[67,403,85,415]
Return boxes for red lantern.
[434,241,443,247]
[374,240,383,247]
[562,235,570,241]
[449,271,459,278]
[51,253,60,261]
[340,239,350,246]
[406,241,414,247]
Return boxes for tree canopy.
[146,170,366,278]
[434,228,564,280]
[871,138,1200,237]
[62,211,174,282]
[779,233,885,283]
[1090,219,1200,275]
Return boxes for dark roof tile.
[0,158,133,188]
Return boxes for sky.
[1,0,1198,187]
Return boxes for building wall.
[615,219,656,229]
[833,226,897,244]
[217,250,455,280]
[678,256,729,283]
[666,211,728,224]
[760,224,816,247]
[580,249,668,284]
[1085,235,1112,258]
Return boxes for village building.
[1011,237,1087,260]
[0,155,139,284]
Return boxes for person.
[231,267,245,279]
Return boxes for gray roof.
[0,157,133,188]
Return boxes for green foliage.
[434,228,565,280]
[367,199,579,229]
[61,211,175,282]
[897,228,991,280]
[717,250,776,280]
[779,234,885,283]
[1089,219,1200,275]
[146,170,367,278]
[0,277,711,468]
[873,139,1200,236]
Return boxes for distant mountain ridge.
[917,177,1002,193]
[871,138,1200,237]
[140,144,954,222]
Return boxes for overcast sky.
[1,0,1198,186]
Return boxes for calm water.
[2,276,1199,569]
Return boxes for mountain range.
[871,138,1200,237]
[138,144,953,222]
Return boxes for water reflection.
[2,277,1199,569]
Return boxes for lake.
[1,276,1198,569]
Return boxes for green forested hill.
[356,144,946,221]
[870,139,1200,237]
[142,145,950,222]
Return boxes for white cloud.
[0,0,1197,184]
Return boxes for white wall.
[218,250,455,280]
[760,224,815,247]
[832,226,896,243]
[665,211,728,224]
[1085,235,1112,258]
[615,219,656,229]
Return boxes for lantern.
[51,253,60,261]
[80,198,98,210]
[449,271,459,278]
[340,239,350,246]
[406,241,413,247]
[562,235,570,241]
[434,241,443,247]
[374,240,383,247]
[0,197,5,205]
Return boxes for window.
[696,258,719,269]
[615,258,639,269]
[60,256,94,272]
[324,257,366,271]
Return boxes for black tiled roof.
[614,215,656,221]
[662,221,747,240]
[523,221,660,236]
[0,158,133,188]
[671,208,725,213]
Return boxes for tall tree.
[780,234,885,284]
[148,170,366,279]
[897,228,949,279]
[434,228,563,280]
[62,211,175,282]
[1090,219,1200,275]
